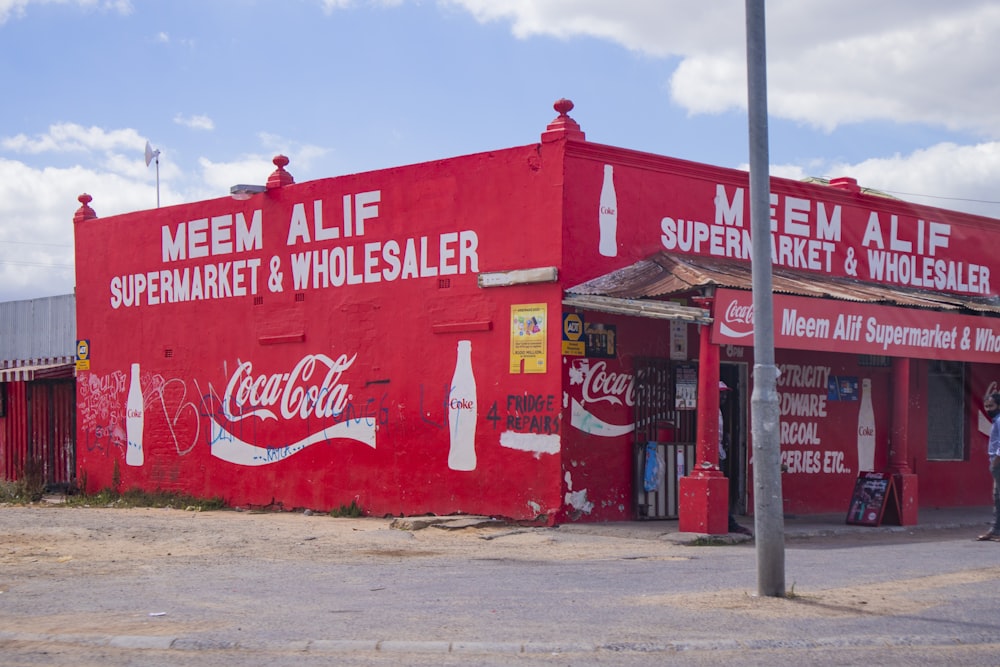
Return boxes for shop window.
[926,360,965,461]
[0,382,6,417]
[858,355,891,367]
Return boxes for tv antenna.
[144,141,161,207]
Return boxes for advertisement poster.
[511,303,547,374]
[675,364,697,409]
[584,323,617,358]
[562,312,585,356]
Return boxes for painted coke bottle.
[857,378,875,472]
[448,340,477,471]
[598,164,618,257]
[125,363,145,466]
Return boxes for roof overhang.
[566,252,1000,317]
[562,294,711,324]
[0,361,76,382]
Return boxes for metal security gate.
[633,358,697,519]
[1,379,76,489]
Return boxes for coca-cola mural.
[210,353,377,466]
[567,358,634,438]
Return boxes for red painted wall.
[921,361,999,507]
[73,117,1000,523]
[74,145,570,519]
[557,312,678,522]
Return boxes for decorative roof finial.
[73,193,97,224]
[542,98,586,143]
[266,155,295,189]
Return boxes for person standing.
[977,393,1000,541]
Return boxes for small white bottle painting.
[448,340,478,471]
[125,363,145,467]
[598,164,618,257]
[856,378,875,472]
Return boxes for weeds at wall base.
[59,487,227,511]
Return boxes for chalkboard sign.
[845,471,901,526]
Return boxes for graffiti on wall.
[80,352,391,468]
[490,392,560,458]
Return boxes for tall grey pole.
[746,0,785,597]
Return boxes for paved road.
[1,506,998,666]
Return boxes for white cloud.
[2,123,145,154]
[0,157,158,300]
[173,114,215,131]
[766,140,1000,219]
[447,0,1000,138]
[826,142,1000,218]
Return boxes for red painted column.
[889,357,918,525]
[679,298,729,534]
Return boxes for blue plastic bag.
[643,442,664,492]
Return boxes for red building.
[72,100,1000,530]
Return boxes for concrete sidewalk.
[560,505,996,544]
[396,505,996,545]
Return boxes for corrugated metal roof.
[0,294,77,362]
[566,253,1000,316]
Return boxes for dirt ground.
[3,501,996,629]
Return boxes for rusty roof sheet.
[566,252,1000,316]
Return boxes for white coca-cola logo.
[719,298,755,339]
[571,360,634,407]
[725,299,754,326]
[224,353,357,421]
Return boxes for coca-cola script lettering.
[718,298,755,339]
[571,360,635,407]
[224,353,357,421]
[725,300,753,326]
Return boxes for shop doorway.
[720,362,749,516]
[632,357,697,520]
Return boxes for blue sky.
[2,0,1000,302]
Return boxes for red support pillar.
[679,299,729,534]
[889,357,918,525]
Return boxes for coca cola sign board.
[711,287,1000,363]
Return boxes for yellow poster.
[510,303,547,374]
[561,312,585,356]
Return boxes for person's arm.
[990,421,1000,466]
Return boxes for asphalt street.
[1,504,998,666]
